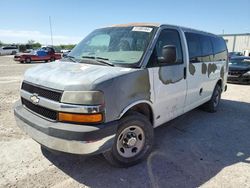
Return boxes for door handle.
[184,67,187,79]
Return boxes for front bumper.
[227,75,250,84]
[14,57,21,61]
[14,101,118,155]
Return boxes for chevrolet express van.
[14,23,228,167]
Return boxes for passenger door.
[148,28,187,127]
[184,33,223,112]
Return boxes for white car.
[0,46,19,56]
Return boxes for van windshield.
[229,58,250,66]
[68,26,156,67]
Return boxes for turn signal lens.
[58,112,103,123]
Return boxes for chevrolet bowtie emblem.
[30,94,40,104]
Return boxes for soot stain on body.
[201,63,207,74]
[189,63,196,75]
[220,66,225,81]
[158,66,183,85]
[207,63,217,77]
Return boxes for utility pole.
[49,16,53,46]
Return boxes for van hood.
[23,61,136,91]
[229,64,250,71]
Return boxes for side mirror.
[159,45,177,64]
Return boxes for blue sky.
[1,0,250,45]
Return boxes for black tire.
[50,57,55,62]
[25,58,31,63]
[11,51,17,55]
[103,111,154,167]
[202,84,221,113]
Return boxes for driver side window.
[148,29,183,67]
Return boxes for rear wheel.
[25,58,31,63]
[202,84,221,112]
[50,57,55,62]
[11,51,17,55]
[103,111,154,167]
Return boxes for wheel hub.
[116,126,145,158]
[123,132,137,147]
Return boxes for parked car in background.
[0,46,19,55]
[62,50,71,57]
[228,56,250,84]
[14,46,61,63]
[228,51,244,59]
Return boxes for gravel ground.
[0,56,249,188]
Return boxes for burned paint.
[201,63,207,74]
[95,69,151,122]
[207,63,217,77]
[158,66,183,85]
[189,63,196,75]
[220,65,225,81]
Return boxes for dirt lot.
[0,55,249,188]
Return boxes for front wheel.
[202,84,222,113]
[103,111,154,167]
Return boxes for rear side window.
[3,46,17,50]
[211,37,227,61]
[199,35,214,62]
[185,33,202,63]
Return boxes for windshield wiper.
[82,56,114,66]
[64,55,78,63]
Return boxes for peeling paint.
[201,63,207,74]
[158,66,183,85]
[189,63,196,75]
[207,63,217,77]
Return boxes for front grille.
[21,82,62,102]
[21,97,57,120]
[228,70,247,76]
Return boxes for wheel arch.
[216,79,223,91]
[119,100,154,126]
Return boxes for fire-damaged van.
[14,23,228,167]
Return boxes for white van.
[0,46,19,55]
[14,23,228,167]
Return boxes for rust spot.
[189,63,196,75]
[207,63,217,77]
[201,63,207,74]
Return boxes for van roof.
[108,22,219,37]
[110,23,161,27]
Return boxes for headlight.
[61,91,104,105]
[243,71,250,76]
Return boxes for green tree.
[19,45,26,52]
[32,42,42,49]
[26,40,41,49]
[27,40,35,45]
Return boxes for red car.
[14,47,61,63]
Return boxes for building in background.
[221,33,250,56]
